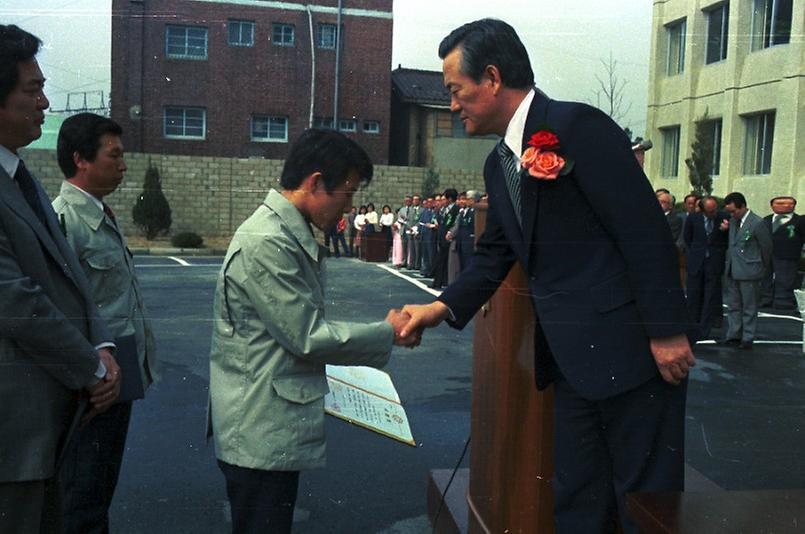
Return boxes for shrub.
[171,232,204,248]
[132,162,172,239]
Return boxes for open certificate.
[324,365,416,446]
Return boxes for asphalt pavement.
[107,256,805,533]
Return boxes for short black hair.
[443,188,458,202]
[280,128,372,192]
[438,18,534,89]
[684,193,699,202]
[770,196,796,205]
[57,113,123,178]
[0,25,41,106]
[724,192,747,208]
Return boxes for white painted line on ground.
[167,256,191,266]
[696,339,801,345]
[758,312,803,322]
[376,263,441,297]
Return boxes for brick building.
[111,0,393,162]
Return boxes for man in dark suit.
[400,19,693,533]
[430,188,459,289]
[0,25,120,533]
[657,190,682,242]
[456,191,477,272]
[761,196,805,310]
[683,197,729,339]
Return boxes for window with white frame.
[166,25,208,59]
[252,115,288,142]
[705,4,729,64]
[338,119,356,132]
[363,121,380,134]
[743,111,775,175]
[699,119,723,176]
[666,19,686,76]
[228,20,254,47]
[660,126,681,178]
[317,23,338,49]
[313,117,333,129]
[750,0,792,51]
[272,23,294,46]
[164,107,206,139]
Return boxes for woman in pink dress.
[391,217,405,267]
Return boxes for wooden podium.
[428,203,555,533]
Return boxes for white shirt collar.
[0,145,20,178]
[503,88,536,160]
[740,209,751,227]
[66,181,105,212]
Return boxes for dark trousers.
[420,235,434,276]
[685,268,723,338]
[218,461,299,534]
[762,257,798,309]
[60,401,132,534]
[0,478,61,534]
[552,375,686,534]
[330,231,349,257]
[431,239,450,288]
[348,231,356,257]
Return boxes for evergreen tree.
[132,162,172,239]
[685,112,714,197]
[422,167,441,198]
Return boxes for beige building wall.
[645,0,804,215]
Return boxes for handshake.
[384,301,452,348]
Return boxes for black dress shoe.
[739,341,753,349]
[720,339,740,346]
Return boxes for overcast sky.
[1,0,652,134]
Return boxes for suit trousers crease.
[724,277,760,342]
[552,375,686,534]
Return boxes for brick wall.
[20,148,484,238]
[111,0,393,163]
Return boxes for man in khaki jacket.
[209,129,415,534]
[52,113,158,533]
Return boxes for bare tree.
[592,52,632,127]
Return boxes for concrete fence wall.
[20,148,486,238]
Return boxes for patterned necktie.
[14,160,49,229]
[497,140,522,227]
[705,217,713,236]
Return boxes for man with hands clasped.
[0,24,120,534]
[208,129,417,534]
[399,19,694,533]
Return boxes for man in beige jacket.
[52,113,159,533]
[209,129,414,533]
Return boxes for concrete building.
[389,67,496,171]
[111,0,393,163]
[645,0,803,209]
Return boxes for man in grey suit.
[0,25,120,533]
[722,192,772,349]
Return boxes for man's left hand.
[650,334,696,385]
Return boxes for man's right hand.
[399,301,450,339]
[86,348,121,413]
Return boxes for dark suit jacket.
[683,211,729,276]
[0,163,109,482]
[666,211,682,243]
[764,213,805,260]
[438,92,688,400]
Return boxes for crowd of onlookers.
[657,189,805,349]
[323,189,486,288]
